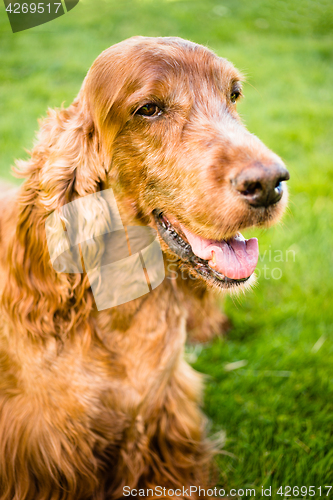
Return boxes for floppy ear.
[1,40,139,340]
[1,92,118,341]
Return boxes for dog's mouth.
[153,209,259,288]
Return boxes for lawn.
[1,0,333,497]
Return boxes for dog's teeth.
[208,251,217,269]
[211,250,216,265]
[234,232,245,242]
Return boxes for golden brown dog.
[0,36,289,499]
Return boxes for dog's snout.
[231,162,290,207]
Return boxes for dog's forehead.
[89,37,241,94]
[126,39,242,89]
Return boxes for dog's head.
[81,36,289,291]
[39,36,288,295]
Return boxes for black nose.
[232,162,290,207]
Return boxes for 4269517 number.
[5,3,62,14]
[277,485,332,497]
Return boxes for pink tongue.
[180,224,259,280]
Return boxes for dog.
[0,36,289,499]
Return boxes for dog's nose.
[232,162,290,207]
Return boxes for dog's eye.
[230,90,241,104]
[136,103,161,117]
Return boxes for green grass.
[1,0,333,496]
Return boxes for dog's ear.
[1,43,137,340]
[1,91,118,341]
